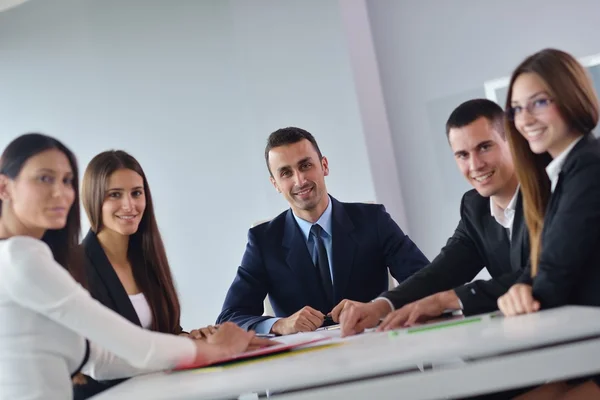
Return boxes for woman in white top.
[0,133,270,400]
[497,49,600,399]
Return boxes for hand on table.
[271,306,324,335]
[188,324,219,340]
[497,284,540,317]
[193,322,276,365]
[330,299,392,337]
[377,290,460,331]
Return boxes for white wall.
[6,0,598,328]
[366,0,600,260]
[0,0,375,328]
[338,0,409,233]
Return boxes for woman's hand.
[187,324,219,340]
[498,284,540,316]
[192,322,276,365]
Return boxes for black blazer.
[75,231,184,400]
[82,230,184,332]
[381,188,530,316]
[519,135,600,308]
[216,196,429,330]
[82,230,143,326]
[73,230,142,400]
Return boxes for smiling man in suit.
[216,127,429,335]
[334,98,530,336]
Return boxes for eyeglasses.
[505,97,553,120]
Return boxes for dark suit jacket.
[81,230,184,330]
[73,231,140,399]
[216,196,429,330]
[381,189,530,316]
[74,231,183,400]
[519,135,600,309]
[82,230,144,326]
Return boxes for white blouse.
[0,236,196,400]
[129,292,153,329]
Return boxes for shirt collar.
[292,195,333,241]
[546,136,584,192]
[490,185,520,220]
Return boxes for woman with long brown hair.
[0,134,268,400]
[82,150,183,335]
[498,48,600,398]
[74,150,216,398]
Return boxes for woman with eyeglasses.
[497,48,600,399]
[0,133,271,400]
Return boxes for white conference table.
[92,306,600,400]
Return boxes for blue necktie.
[310,224,333,307]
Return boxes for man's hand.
[498,284,540,316]
[271,306,325,335]
[188,324,220,340]
[378,290,461,331]
[330,299,363,322]
[332,299,392,337]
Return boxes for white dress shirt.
[490,186,520,239]
[0,236,195,400]
[546,136,584,192]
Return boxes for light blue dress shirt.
[255,197,334,334]
[291,198,334,281]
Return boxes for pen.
[255,333,276,338]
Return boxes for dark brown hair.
[265,127,323,176]
[504,49,599,275]
[81,150,181,334]
[0,133,84,285]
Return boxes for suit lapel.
[510,193,526,271]
[330,198,357,303]
[282,211,326,308]
[82,230,141,327]
[542,185,561,237]
[541,136,594,236]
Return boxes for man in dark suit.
[334,99,530,336]
[216,127,429,335]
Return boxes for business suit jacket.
[519,135,600,309]
[73,230,140,399]
[74,231,183,400]
[217,196,429,330]
[381,188,530,316]
[81,230,185,332]
[82,230,143,326]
